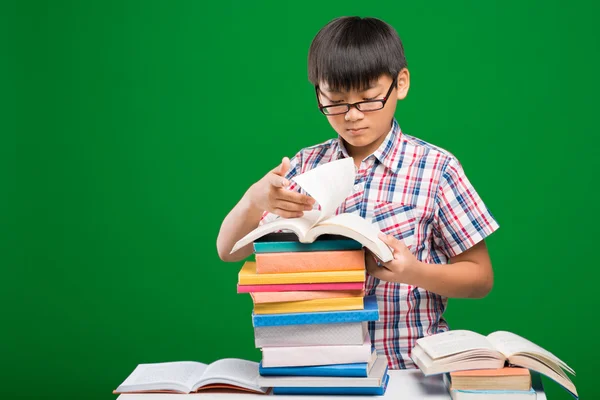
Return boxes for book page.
[194,358,266,393]
[292,157,355,225]
[230,211,320,253]
[307,213,393,262]
[116,362,207,393]
[487,331,575,374]
[416,330,497,360]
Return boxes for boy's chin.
[339,132,377,147]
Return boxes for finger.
[276,190,315,206]
[268,172,290,188]
[366,261,392,280]
[273,208,304,219]
[270,157,291,177]
[278,157,291,176]
[378,232,404,251]
[273,199,311,212]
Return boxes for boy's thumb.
[276,157,291,177]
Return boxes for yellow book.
[238,261,365,285]
[253,297,364,314]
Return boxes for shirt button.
[354,184,361,192]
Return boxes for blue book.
[253,233,362,253]
[259,350,376,377]
[272,373,389,396]
[252,295,379,327]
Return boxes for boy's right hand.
[245,157,316,219]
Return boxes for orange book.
[450,367,531,391]
[251,290,364,304]
[255,249,365,274]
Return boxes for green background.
[4,1,598,399]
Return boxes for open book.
[411,330,577,398]
[113,358,268,395]
[231,157,393,262]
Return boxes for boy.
[217,16,499,369]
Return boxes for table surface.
[115,369,547,400]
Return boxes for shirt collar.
[334,119,403,172]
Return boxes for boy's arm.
[216,156,315,262]
[367,236,493,298]
[366,156,499,298]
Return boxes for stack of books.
[411,329,578,399]
[444,367,536,399]
[237,232,390,395]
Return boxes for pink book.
[255,250,365,274]
[237,282,365,293]
[261,333,372,368]
[251,290,365,304]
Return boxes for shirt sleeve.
[433,156,500,258]
[258,152,303,226]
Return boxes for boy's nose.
[344,107,364,122]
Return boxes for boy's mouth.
[347,127,367,135]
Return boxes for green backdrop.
[4,1,599,399]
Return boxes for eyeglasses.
[315,77,398,116]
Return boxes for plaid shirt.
[259,119,499,369]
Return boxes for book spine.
[255,250,365,274]
[254,240,362,253]
[237,282,365,293]
[271,374,389,395]
[251,290,364,304]
[261,336,371,368]
[252,295,378,327]
[254,322,367,348]
[259,363,368,377]
[253,297,364,315]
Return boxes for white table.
[116,370,547,399]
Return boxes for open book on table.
[411,330,577,399]
[231,157,393,262]
[113,358,268,395]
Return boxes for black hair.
[308,16,407,92]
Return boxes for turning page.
[487,331,575,374]
[292,157,355,225]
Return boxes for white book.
[231,158,393,262]
[113,359,267,395]
[412,330,576,398]
[450,388,537,399]
[254,321,367,347]
[258,355,387,388]
[261,333,372,368]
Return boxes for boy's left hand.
[365,233,421,284]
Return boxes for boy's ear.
[396,68,410,100]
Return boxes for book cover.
[254,321,367,347]
[255,249,365,274]
[251,295,379,327]
[253,296,364,314]
[238,261,365,285]
[238,281,364,293]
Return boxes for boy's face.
[317,71,409,157]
